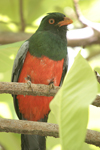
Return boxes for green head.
[29,12,73,60]
[37,12,73,39]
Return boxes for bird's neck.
[29,30,67,61]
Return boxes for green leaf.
[49,52,97,150]
[0,42,22,149]
[0,133,20,150]
[0,42,23,118]
[0,41,23,79]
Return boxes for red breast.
[17,51,64,121]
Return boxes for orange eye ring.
[49,18,55,24]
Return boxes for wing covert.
[11,41,29,82]
[11,41,29,119]
[60,54,68,85]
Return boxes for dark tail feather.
[21,116,48,150]
[21,134,46,150]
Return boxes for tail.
[21,116,48,150]
[21,134,46,150]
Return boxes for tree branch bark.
[0,81,100,107]
[0,82,60,97]
[0,118,59,138]
[0,118,100,147]
[86,129,100,147]
[92,95,100,107]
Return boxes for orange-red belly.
[17,51,64,121]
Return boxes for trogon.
[11,12,73,150]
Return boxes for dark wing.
[12,40,47,150]
[11,41,29,119]
[60,54,68,86]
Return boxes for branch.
[0,118,58,138]
[0,81,100,107]
[92,95,100,107]
[0,28,100,47]
[86,129,100,147]
[0,82,60,96]
[70,0,100,47]
[73,0,85,27]
[0,118,100,147]
[19,0,25,31]
[67,27,100,47]
[95,71,100,84]
[0,142,6,150]
[73,0,100,32]
[0,32,31,44]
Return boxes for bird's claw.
[48,78,55,91]
[25,75,34,92]
[27,80,34,92]
[49,82,55,90]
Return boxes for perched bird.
[11,12,73,150]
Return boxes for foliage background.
[0,0,100,150]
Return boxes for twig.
[19,0,25,31]
[73,0,86,26]
[0,142,6,150]
[92,95,100,107]
[86,129,100,147]
[73,0,100,32]
[0,118,100,147]
[72,0,100,48]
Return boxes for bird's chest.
[18,51,64,85]
[17,51,64,121]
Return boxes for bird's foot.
[48,79,55,91]
[25,75,34,92]
[27,80,34,92]
[49,82,55,90]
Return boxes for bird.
[11,12,73,150]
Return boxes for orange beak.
[57,17,73,27]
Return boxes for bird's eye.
[48,18,55,24]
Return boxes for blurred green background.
[0,0,100,149]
